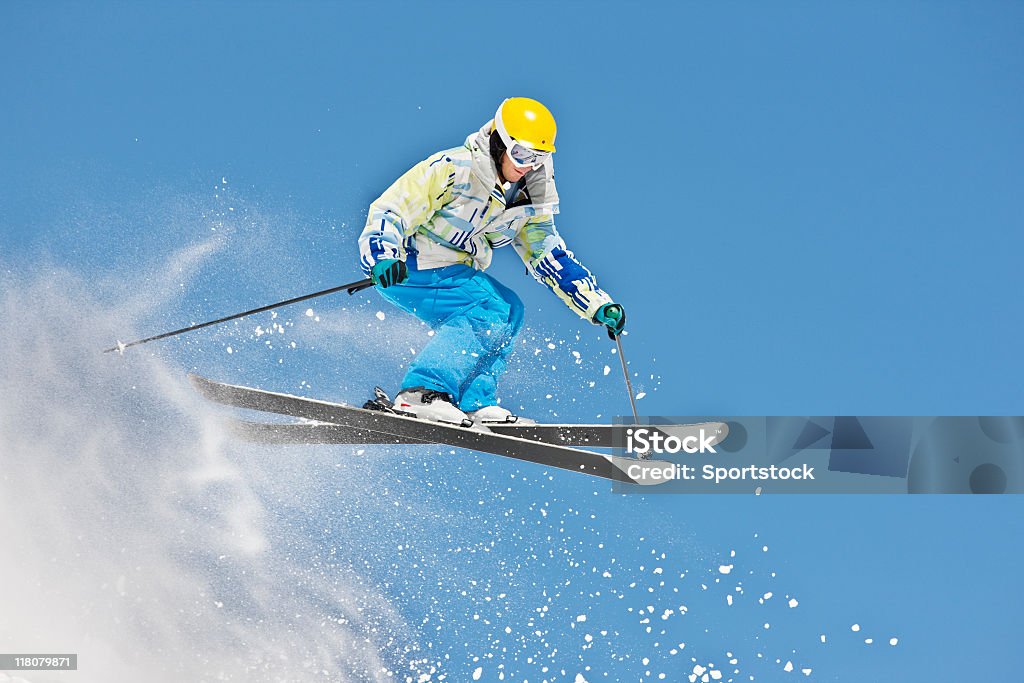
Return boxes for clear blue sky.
[2,2,1023,681]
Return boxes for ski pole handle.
[346,280,376,295]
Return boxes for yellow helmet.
[494,97,557,153]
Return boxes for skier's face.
[501,152,534,183]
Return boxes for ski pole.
[103,277,374,354]
[614,333,641,426]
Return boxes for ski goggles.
[494,107,552,169]
[506,141,551,169]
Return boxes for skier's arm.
[358,152,458,273]
[513,216,615,320]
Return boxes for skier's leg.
[377,265,500,402]
[457,273,525,412]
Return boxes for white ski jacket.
[358,121,613,320]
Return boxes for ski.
[188,373,687,485]
[225,418,729,449]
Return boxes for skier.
[358,97,625,425]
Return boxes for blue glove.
[594,303,626,339]
[370,259,408,288]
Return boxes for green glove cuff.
[371,259,408,288]
[594,303,626,336]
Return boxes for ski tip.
[186,372,219,395]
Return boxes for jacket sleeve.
[358,152,457,273]
[512,215,614,320]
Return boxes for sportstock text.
[625,428,816,484]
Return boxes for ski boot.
[366,386,473,428]
[467,405,536,425]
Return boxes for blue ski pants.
[376,264,525,411]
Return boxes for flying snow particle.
[226,346,233,354]
[851,624,861,632]
[890,637,899,646]
[789,598,799,608]
[576,614,587,622]
[636,392,646,400]
[784,661,794,672]
[305,308,314,317]
[603,365,611,376]
[375,311,386,321]
[473,667,483,680]
[718,564,733,575]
